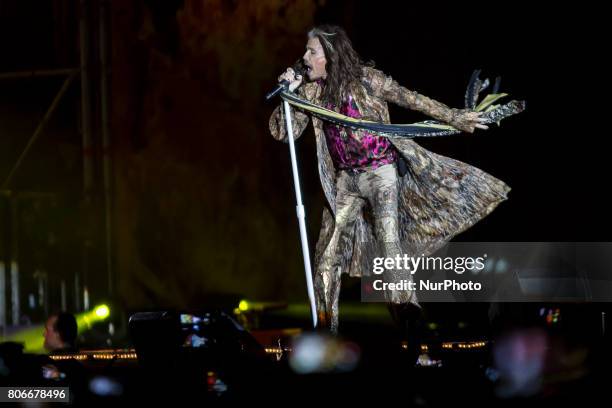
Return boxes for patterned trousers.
[315,163,419,333]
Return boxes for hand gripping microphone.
[265,60,306,101]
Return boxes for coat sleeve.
[363,68,476,133]
[268,83,316,142]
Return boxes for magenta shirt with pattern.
[323,93,397,172]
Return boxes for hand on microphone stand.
[265,60,306,100]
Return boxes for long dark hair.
[307,25,373,108]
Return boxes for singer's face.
[303,37,327,81]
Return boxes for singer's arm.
[363,67,477,133]
[269,82,317,142]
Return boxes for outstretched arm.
[364,68,487,133]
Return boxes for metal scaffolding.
[0,0,113,332]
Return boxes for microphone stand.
[277,85,318,329]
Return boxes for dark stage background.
[0,0,606,314]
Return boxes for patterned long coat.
[269,67,510,326]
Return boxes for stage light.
[95,304,110,319]
[238,300,249,312]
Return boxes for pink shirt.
[323,93,397,172]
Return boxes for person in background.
[43,312,78,353]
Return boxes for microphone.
[265,60,306,101]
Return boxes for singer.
[268,25,510,335]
